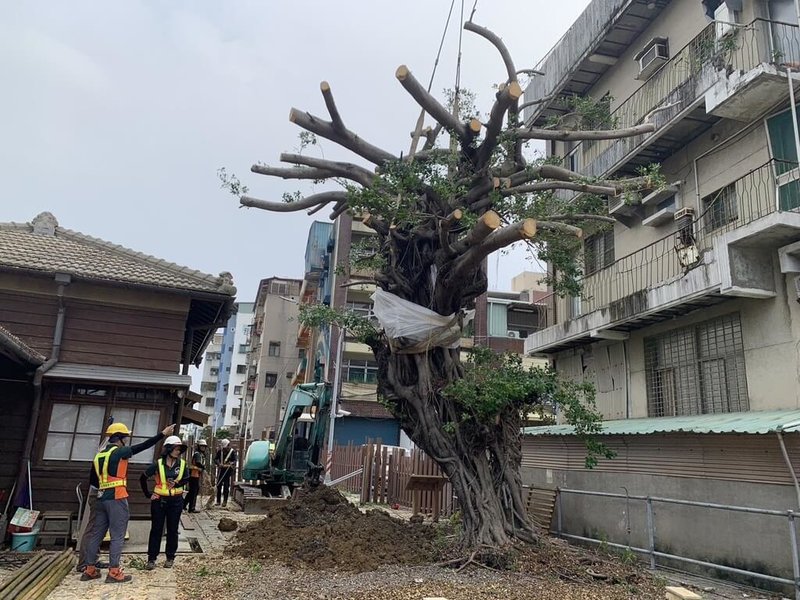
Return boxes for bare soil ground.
[177,486,668,599]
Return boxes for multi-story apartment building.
[245,278,302,441]
[213,302,254,431]
[199,332,223,416]
[520,0,800,587]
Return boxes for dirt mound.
[228,486,437,572]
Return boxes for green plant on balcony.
[222,21,656,558]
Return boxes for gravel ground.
[175,554,661,600]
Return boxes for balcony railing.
[575,19,799,178]
[551,160,796,324]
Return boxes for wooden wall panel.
[0,292,58,355]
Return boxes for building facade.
[245,278,302,441]
[213,302,254,432]
[520,0,800,588]
[198,332,223,418]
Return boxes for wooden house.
[0,212,235,518]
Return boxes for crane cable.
[408,0,458,157]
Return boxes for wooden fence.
[327,441,458,518]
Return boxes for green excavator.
[239,382,332,505]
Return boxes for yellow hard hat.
[106,422,131,436]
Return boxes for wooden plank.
[380,446,389,504]
[360,443,373,504]
[372,440,383,505]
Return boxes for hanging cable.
[453,0,465,114]
[469,0,479,22]
[409,0,458,157]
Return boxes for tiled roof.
[0,324,45,365]
[0,212,236,296]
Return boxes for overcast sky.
[1,1,589,301]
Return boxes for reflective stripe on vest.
[94,447,127,491]
[155,458,186,497]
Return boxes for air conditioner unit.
[635,38,669,80]
[674,206,695,221]
[714,4,739,40]
[507,330,519,338]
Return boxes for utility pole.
[324,325,344,483]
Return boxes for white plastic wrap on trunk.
[370,288,474,353]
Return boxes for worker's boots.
[105,567,132,583]
[79,565,101,581]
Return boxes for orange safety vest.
[154,458,186,497]
[93,446,129,500]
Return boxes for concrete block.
[665,586,702,600]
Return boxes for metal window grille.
[584,230,615,275]
[268,342,281,357]
[703,183,738,231]
[644,313,748,417]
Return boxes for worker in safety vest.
[140,435,190,569]
[80,421,175,583]
[183,438,207,513]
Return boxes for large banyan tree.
[227,21,661,552]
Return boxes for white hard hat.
[219,439,230,448]
[197,439,208,446]
[164,435,185,447]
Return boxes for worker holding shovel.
[213,439,237,508]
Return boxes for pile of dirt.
[228,486,438,572]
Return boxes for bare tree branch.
[517,123,655,141]
[476,81,523,169]
[538,221,584,238]
[279,153,375,187]
[319,81,345,133]
[517,95,554,112]
[329,200,350,220]
[452,219,537,279]
[395,65,476,144]
[464,21,517,82]
[250,164,337,181]
[516,68,545,77]
[289,108,396,166]
[422,124,443,151]
[439,209,463,257]
[452,210,501,254]
[241,190,347,212]
[503,181,617,197]
[548,213,617,224]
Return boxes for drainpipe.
[777,428,800,510]
[175,327,195,433]
[15,274,70,508]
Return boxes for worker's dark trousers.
[184,477,200,511]
[147,496,183,562]
[216,469,232,504]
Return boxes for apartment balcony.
[526,160,800,355]
[577,19,800,182]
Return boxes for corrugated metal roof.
[44,363,190,388]
[523,410,800,436]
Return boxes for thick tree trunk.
[374,345,537,549]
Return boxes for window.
[226,366,231,373]
[234,385,243,395]
[232,407,240,417]
[228,346,233,352]
[767,105,800,210]
[43,404,105,461]
[205,397,215,408]
[286,372,293,378]
[584,230,614,275]
[270,281,289,295]
[268,342,281,357]
[206,352,221,361]
[209,367,219,377]
[223,383,229,393]
[644,313,748,417]
[703,183,738,231]
[243,325,252,336]
[345,359,378,384]
[236,364,247,374]
[238,344,249,354]
[43,404,160,464]
[346,301,372,318]
[264,373,278,388]
[298,348,307,360]
[201,381,217,392]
